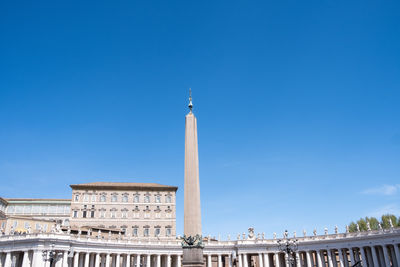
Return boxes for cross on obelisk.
[182,89,204,267]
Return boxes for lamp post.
[276,230,298,267]
[42,243,63,267]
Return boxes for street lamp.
[42,243,63,267]
[276,230,298,267]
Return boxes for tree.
[366,217,379,230]
[349,222,358,233]
[347,214,399,233]
[381,214,397,229]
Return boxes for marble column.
[137,254,142,267]
[243,254,248,267]
[327,250,333,267]
[263,253,270,267]
[370,246,379,267]
[106,254,111,267]
[62,251,69,267]
[258,253,263,267]
[337,249,345,267]
[95,253,100,267]
[393,244,400,267]
[275,253,280,267]
[306,251,312,267]
[207,255,212,267]
[228,255,233,267]
[146,255,151,267]
[238,254,243,267]
[157,254,161,267]
[74,252,80,267]
[84,253,90,267]
[348,248,355,266]
[382,245,391,266]
[21,251,29,267]
[167,255,172,267]
[359,248,367,267]
[295,252,301,267]
[177,255,181,267]
[316,251,323,267]
[218,255,222,267]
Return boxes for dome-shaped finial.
[188,88,193,112]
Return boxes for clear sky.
[1,0,399,239]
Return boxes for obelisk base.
[182,247,204,267]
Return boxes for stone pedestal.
[182,247,204,267]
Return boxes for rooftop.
[70,182,178,191]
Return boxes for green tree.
[349,222,357,233]
[356,218,367,231]
[381,214,397,229]
[365,217,379,230]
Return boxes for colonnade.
[236,243,400,267]
[0,251,182,267]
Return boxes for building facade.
[0,227,399,267]
[69,182,178,239]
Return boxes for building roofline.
[70,182,178,191]
[5,198,71,203]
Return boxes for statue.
[67,226,71,235]
[10,226,15,235]
[378,223,383,231]
[242,233,246,240]
[345,225,349,233]
[367,221,371,231]
[356,224,360,232]
[273,232,277,239]
[293,231,296,238]
[38,225,43,234]
[237,234,240,240]
[262,232,265,239]
[334,225,338,234]
[248,228,255,239]
[283,230,288,239]
[257,233,260,240]
[98,230,101,238]
[27,226,32,234]
[313,229,317,236]
[108,231,112,239]
[389,219,394,228]
[324,228,328,235]
[303,229,306,237]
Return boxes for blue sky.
[1,0,399,238]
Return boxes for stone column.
[177,255,181,267]
[157,254,161,267]
[295,252,300,267]
[116,254,121,267]
[393,244,400,267]
[263,253,270,267]
[258,253,263,267]
[316,251,323,267]
[306,251,312,267]
[382,245,391,266]
[348,248,355,266]
[217,255,222,267]
[274,253,280,267]
[326,250,333,267]
[238,254,243,267]
[243,254,248,267]
[167,255,172,267]
[146,255,151,267]
[95,253,100,267]
[73,252,80,267]
[21,251,29,267]
[228,254,233,267]
[84,253,90,267]
[337,249,345,267]
[359,248,367,267]
[62,251,69,267]
[106,254,111,267]
[370,246,378,267]
[137,254,142,267]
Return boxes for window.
[122,194,128,202]
[74,195,79,202]
[83,210,87,218]
[155,195,161,203]
[144,195,150,203]
[132,227,138,237]
[154,227,161,237]
[90,210,95,218]
[155,213,161,218]
[111,209,116,218]
[111,194,118,202]
[100,209,106,218]
[100,194,106,202]
[91,195,96,202]
[143,228,149,237]
[122,209,128,218]
[166,195,172,203]
[13,221,18,228]
[133,195,139,203]
[73,210,78,218]
[83,194,89,202]
[24,222,30,229]
[35,223,41,230]
[166,227,172,237]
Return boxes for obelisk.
[182,89,204,267]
